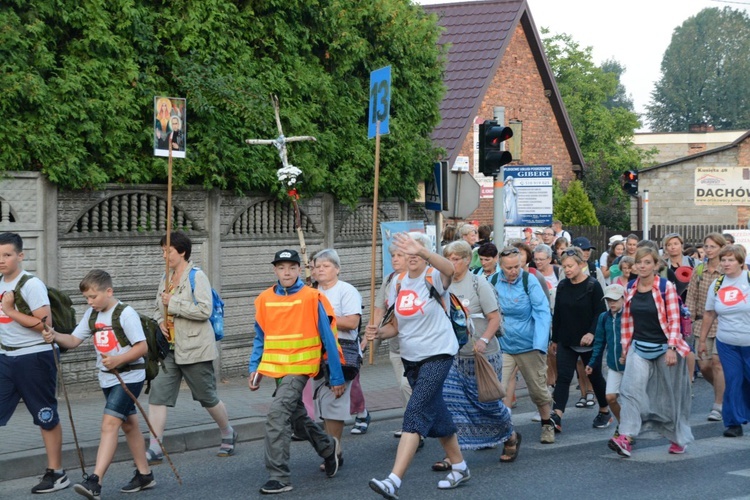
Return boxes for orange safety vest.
[255,285,344,378]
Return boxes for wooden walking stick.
[42,319,88,479]
[111,369,182,485]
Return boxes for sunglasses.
[664,232,682,241]
[561,248,580,257]
[500,248,520,257]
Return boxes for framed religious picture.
[153,96,186,158]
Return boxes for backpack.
[489,269,530,295]
[88,303,169,393]
[469,272,503,337]
[626,277,691,339]
[11,273,77,352]
[712,271,750,294]
[188,268,225,341]
[395,269,474,347]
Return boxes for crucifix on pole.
[246,95,317,282]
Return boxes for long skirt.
[619,350,694,447]
[443,351,514,450]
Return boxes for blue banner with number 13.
[368,66,391,139]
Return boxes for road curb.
[0,408,407,482]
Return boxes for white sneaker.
[707,409,722,421]
[531,411,541,422]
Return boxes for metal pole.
[452,172,462,220]
[643,189,650,241]
[493,169,505,247]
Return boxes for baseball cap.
[271,249,301,265]
[608,235,624,245]
[571,237,595,250]
[523,227,533,233]
[602,284,625,301]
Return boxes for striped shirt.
[621,276,689,357]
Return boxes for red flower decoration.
[287,188,299,200]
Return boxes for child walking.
[43,269,155,499]
[586,284,626,434]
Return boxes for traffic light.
[478,120,513,177]
[621,170,639,196]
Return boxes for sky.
[417,0,750,131]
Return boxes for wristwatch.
[669,346,677,351]
[479,337,490,345]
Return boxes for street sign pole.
[493,168,505,247]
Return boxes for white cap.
[608,235,624,245]
[602,284,625,301]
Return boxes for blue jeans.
[102,381,143,421]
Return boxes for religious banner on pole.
[154,96,186,158]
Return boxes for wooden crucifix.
[246,95,317,282]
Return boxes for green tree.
[542,30,647,230]
[647,7,750,132]
[601,59,634,112]
[0,0,445,206]
[553,180,599,226]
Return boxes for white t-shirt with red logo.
[705,272,750,347]
[388,268,458,362]
[0,271,51,356]
[73,303,146,388]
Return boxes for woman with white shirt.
[312,249,364,469]
[365,232,469,499]
[437,240,517,465]
[698,244,750,438]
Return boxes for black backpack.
[88,303,169,392]
[11,273,77,352]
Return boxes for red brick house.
[423,0,584,223]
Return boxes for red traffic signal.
[479,120,513,177]
[621,170,638,196]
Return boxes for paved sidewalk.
[0,353,410,482]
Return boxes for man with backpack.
[494,247,555,444]
[43,269,155,498]
[146,232,237,464]
[0,232,68,494]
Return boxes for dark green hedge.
[0,0,445,205]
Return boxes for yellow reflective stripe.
[267,333,304,340]
[258,362,319,375]
[263,350,320,364]
[266,300,303,307]
[265,337,321,350]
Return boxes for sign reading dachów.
[695,167,750,205]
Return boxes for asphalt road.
[2,378,750,500]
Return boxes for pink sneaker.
[668,442,686,454]
[608,435,632,457]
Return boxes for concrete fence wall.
[0,172,425,389]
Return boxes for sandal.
[431,459,452,472]
[437,467,471,489]
[217,430,238,457]
[575,397,587,408]
[585,391,596,407]
[499,432,522,463]
[351,411,371,435]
